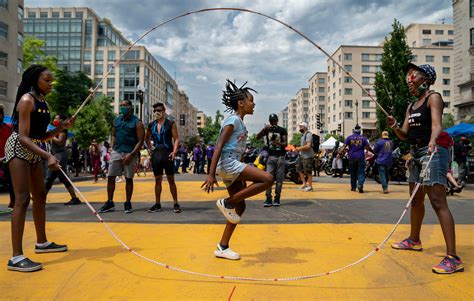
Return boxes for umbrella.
[444,123,474,137]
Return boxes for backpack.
[312,134,320,153]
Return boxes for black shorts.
[151,149,174,176]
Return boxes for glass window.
[344,77,352,83]
[0,80,7,96]
[435,29,444,35]
[344,88,352,95]
[0,51,7,67]
[318,96,325,101]
[412,55,417,62]
[448,30,453,35]
[443,79,450,85]
[83,64,91,75]
[443,67,450,74]
[443,56,450,63]
[95,64,103,75]
[344,65,352,72]
[0,22,8,38]
[362,112,371,119]
[75,11,83,19]
[422,39,431,45]
[318,87,325,93]
[40,12,48,18]
[18,6,24,20]
[471,0,474,18]
[362,77,370,85]
[64,11,72,18]
[426,55,434,62]
[361,53,369,61]
[0,0,7,9]
[362,100,371,108]
[96,51,103,60]
[28,12,36,18]
[345,112,353,119]
[375,54,382,61]
[52,12,59,18]
[318,78,325,84]
[107,78,115,88]
[108,50,116,61]
[17,32,23,47]
[83,51,91,61]
[46,20,57,31]
[344,53,352,60]
[17,59,22,74]
[345,100,352,108]
[471,28,474,46]
[443,90,451,97]
[107,64,115,74]
[422,29,431,34]
[375,65,382,72]
[362,65,370,73]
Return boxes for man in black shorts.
[145,103,182,213]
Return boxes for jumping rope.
[59,151,435,282]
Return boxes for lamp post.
[136,84,145,121]
[355,99,359,126]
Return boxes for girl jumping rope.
[202,80,273,260]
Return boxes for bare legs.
[154,175,178,204]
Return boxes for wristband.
[390,123,399,129]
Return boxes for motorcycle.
[372,147,407,184]
[285,151,302,184]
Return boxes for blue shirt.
[374,138,393,166]
[219,115,248,157]
[344,133,368,160]
[113,115,139,153]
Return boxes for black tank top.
[12,92,51,140]
[149,119,174,151]
[407,92,443,146]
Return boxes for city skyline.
[24,0,453,134]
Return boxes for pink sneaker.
[432,255,464,274]
[391,238,422,251]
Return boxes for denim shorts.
[217,152,246,187]
[408,146,447,186]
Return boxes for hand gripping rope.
[59,151,435,282]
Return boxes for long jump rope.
[55,8,435,281]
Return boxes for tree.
[69,96,114,148]
[197,110,224,144]
[22,35,58,74]
[248,133,265,149]
[47,69,93,115]
[373,19,414,148]
[442,113,455,129]
[290,132,302,146]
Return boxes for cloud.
[25,0,452,133]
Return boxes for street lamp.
[136,84,145,121]
[355,99,359,125]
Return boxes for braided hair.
[221,79,257,113]
[12,64,48,120]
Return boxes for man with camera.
[256,114,287,207]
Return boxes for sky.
[25,0,453,134]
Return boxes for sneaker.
[358,187,364,193]
[351,188,356,192]
[263,199,273,207]
[7,258,42,272]
[124,202,133,214]
[304,186,313,192]
[173,203,182,213]
[298,185,308,190]
[383,189,389,194]
[214,244,240,260]
[273,199,280,207]
[98,200,115,213]
[432,255,464,274]
[148,203,163,213]
[7,202,14,211]
[391,238,423,251]
[35,242,68,253]
[216,199,240,224]
[64,197,82,206]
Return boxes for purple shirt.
[374,138,393,166]
[192,146,200,161]
[344,133,368,160]
[206,146,215,159]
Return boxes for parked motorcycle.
[285,152,302,184]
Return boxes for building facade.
[196,111,207,129]
[175,90,197,142]
[286,98,297,142]
[24,7,178,123]
[278,106,288,130]
[307,72,327,135]
[452,0,474,120]
[0,0,23,114]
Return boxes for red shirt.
[0,123,13,158]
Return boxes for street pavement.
[0,173,472,300]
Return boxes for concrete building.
[278,106,288,130]
[175,90,197,142]
[452,0,474,121]
[23,7,178,123]
[405,23,454,48]
[0,0,23,114]
[197,111,207,129]
[286,98,297,142]
[295,88,309,132]
[307,72,327,135]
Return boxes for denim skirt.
[408,145,448,186]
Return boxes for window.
[83,51,91,61]
[375,54,382,61]
[0,0,7,9]
[318,96,325,101]
[443,56,450,63]
[345,112,353,119]
[75,11,83,18]
[40,12,48,18]
[443,79,450,85]
[17,32,23,47]
[443,67,450,74]
[344,53,352,60]
[362,65,370,73]
[445,102,450,108]
[362,77,370,85]
[344,77,352,83]
[426,55,434,62]
[448,30,453,35]
[362,112,371,119]
[471,0,474,18]
[361,53,369,61]
[0,22,7,38]
[52,12,59,18]
[344,65,352,72]
[318,78,325,84]
[412,55,418,62]
[28,12,36,18]
[18,6,24,20]
[318,87,325,93]
[435,30,444,35]
[107,64,115,74]
[422,39,431,45]
[375,65,382,72]
[344,88,352,95]
[64,11,72,18]
[17,59,22,73]
[96,51,103,60]
[362,100,371,108]
[83,64,91,75]
[345,100,352,108]
[471,28,474,46]
[0,80,7,96]
[443,90,451,97]
[107,92,115,100]
[332,82,335,89]
[108,51,116,61]
[422,29,431,34]
[0,51,7,67]
[107,78,115,88]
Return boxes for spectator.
[374,131,393,194]
[206,142,215,175]
[89,139,101,183]
[453,137,470,184]
[71,138,80,177]
[180,143,189,173]
[192,144,201,174]
[295,122,314,192]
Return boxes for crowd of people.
[1,62,469,275]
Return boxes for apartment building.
[24,7,179,123]
[286,98,297,141]
[307,72,327,134]
[175,90,197,142]
[453,0,474,120]
[0,0,23,113]
[277,106,288,130]
[197,111,207,128]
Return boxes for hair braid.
[12,64,48,119]
[221,79,257,113]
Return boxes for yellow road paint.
[0,222,472,300]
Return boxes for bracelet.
[390,123,399,130]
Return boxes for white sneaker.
[216,199,241,224]
[214,244,240,260]
[298,185,308,190]
[304,186,313,192]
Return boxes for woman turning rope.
[387,63,463,274]
[6,65,75,272]
[202,80,273,260]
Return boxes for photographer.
[256,114,287,207]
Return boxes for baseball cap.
[269,113,278,121]
[382,131,389,138]
[299,121,308,128]
[407,63,436,85]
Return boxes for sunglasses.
[153,109,164,112]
